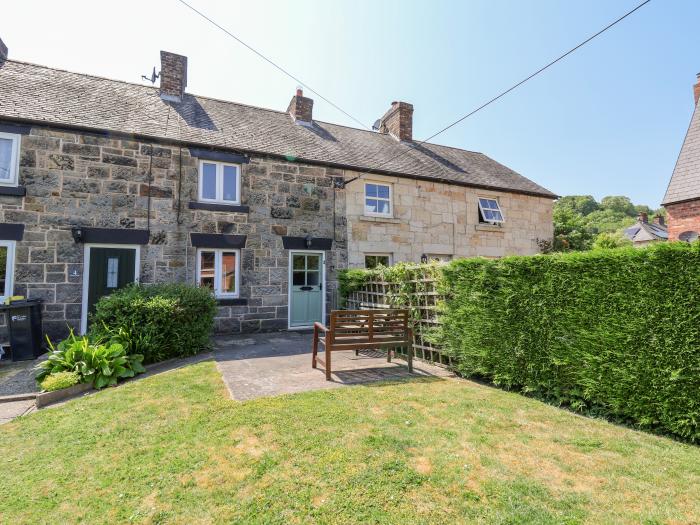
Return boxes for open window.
[0,132,21,187]
[197,249,240,298]
[198,160,241,205]
[477,197,505,224]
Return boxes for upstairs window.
[364,182,392,217]
[197,249,240,298]
[0,132,20,187]
[198,160,240,205]
[478,198,505,224]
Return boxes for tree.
[552,194,658,252]
[553,207,595,251]
[592,231,632,250]
[600,196,636,216]
[555,195,599,216]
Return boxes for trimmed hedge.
[439,243,700,441]
[89,283,217,364]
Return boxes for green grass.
[1,362,699,524]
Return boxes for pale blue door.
[290,252,323,327]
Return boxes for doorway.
[81,245,139,333]
[288,251,325,328]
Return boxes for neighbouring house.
[663,73,700,242]
[623,212,668,246]
[0,38,555,339]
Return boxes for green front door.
[86,247,137,327]
[290,252,323,327]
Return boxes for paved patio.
[213,331,453,400]
[0,331,453,423]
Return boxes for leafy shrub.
[39,371,80,392]
[89,283,216,364]
[438,242,700,441]
[36,331,145,389]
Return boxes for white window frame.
[198,160,241,205]
[364,182,393,218]
[0,240,16,302]
[0,132,21,187]
[477,197,505,224]
[364,253,392,269]
[196,248,240,298]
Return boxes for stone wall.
[666,199,700,241]
[0,123,346,340]
[345,172,553,266]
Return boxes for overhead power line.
[355,0,652,179]
[175,0,371,130]
[175,0,651,183]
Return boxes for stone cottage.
[663,73,700,242]
[0,38,555,339]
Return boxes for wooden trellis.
[344,277,450,366]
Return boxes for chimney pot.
[653,214,665,226]
[638,212,648,224]
[287,89,313,124]
[378,101,414,142]
[159,51,188,103]
[0,37,7,62]
[694,72,700,106]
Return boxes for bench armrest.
[314,322,328,332]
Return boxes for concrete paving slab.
[0,399,35,425]
[214,331,453,401]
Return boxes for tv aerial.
[141,67,160,84]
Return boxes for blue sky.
[3,0,699,207]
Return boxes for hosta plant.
[36,330,145,389]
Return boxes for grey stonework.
[0,124,347,341]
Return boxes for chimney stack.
[159,51,187,103]
[378,101,414,142]
[694,73,700,106]
[287,88,314,124]
[638,212,648,224]
[653,214,665,227]
[0,37,8,62]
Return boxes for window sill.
[475,223,505,232]
[189,201,249,213]
[360,215,401,224]
[216,298,247,306]
[0,185,25,197]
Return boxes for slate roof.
[0,59,556,198]
[663,96,700,205]
[623,220,668,242]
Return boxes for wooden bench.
[312,309,413,380]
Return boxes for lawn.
[1,362,698,524]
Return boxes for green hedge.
[89,283,217,364]
[438,243,700,441]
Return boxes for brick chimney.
[694,73,700,106]
[653,214,665,226]
[159,51,187,103]
[638,212,648,224]
[379,101,413,142]
[287,88,313,124]
[0,37,8,62]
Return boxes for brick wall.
[1,123,346,340]
[666,199,700,240]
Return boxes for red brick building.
[663,74,700,242]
